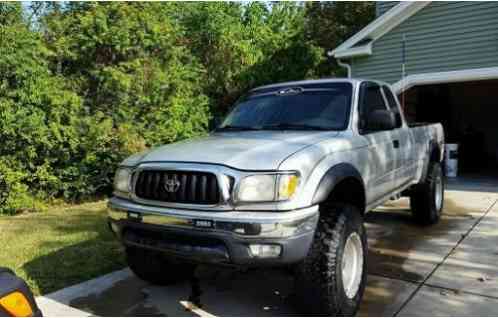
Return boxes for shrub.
[0,3,210,213]
[0,161,45,215]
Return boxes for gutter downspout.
[327,51,351,78]
[337,59,351,78]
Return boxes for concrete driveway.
[37,180,498,316]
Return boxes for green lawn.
[0,201,125,296]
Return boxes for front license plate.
[193,219,214,229]
[128,212,142,221]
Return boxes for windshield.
[218,82,352,131]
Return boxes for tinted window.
[358,82,387,130]
[382,85,402,128]
[219,83,353,131]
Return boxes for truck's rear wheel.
[410,162,444,225]
[294,204,367,316]
[126,247,195,285]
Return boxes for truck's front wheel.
[410,162,444,225]
[126,247,195,285]
[294,204,367,316]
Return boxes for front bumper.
[108,197,318,266]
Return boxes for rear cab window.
[382,85,402,128]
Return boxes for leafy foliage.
[179,2,324,112]
[42,3,211,145]
[0,2,374,214]
[1,2,82,211]
[304,2,375,76]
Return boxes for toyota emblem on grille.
[163,175,181,193]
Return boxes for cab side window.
[358,82,388,132]
[382,85,402,128]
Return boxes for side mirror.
[209,116,223,131]
[366,109,397,131]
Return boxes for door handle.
[393,139,400,148]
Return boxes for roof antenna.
[401,34,406,110]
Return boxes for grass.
[0,201,125,296]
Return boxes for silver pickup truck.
[108,79,444,315]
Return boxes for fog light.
[249,244,282,258]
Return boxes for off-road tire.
[126,247,195,285]
[410,162,444,225]
[294,204,368,316]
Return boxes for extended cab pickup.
[108,79,444,315]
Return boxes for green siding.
[352,2,498,84]
[376,2,399,17]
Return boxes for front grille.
[134,170,220,205]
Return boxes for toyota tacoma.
[108,79,444,315]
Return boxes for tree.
[0,2,84,210]
[1,3,213,211]
[177,2,323,112]
[41,3,211,146]
[305,2,375,76]
[0,2,23,25]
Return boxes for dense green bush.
[42,3,211,145]
[1,4,83,211]
[0,2,373,214]
[1,3,210,213]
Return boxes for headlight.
[237,173,299,202]
[237,175,275,202]
[113,168,132,194]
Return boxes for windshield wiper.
[260,123,332,131]
[215,125,260,131]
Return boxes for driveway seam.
[393,198,498,316]
[423,283,498,301]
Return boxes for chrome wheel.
[435,174,443,212]
[341,232,364,299]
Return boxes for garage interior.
[401,79,498,181]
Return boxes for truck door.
[358,82,398,201]
[382,85,415,188]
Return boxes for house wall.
[352,2,498,84]
[376,2,399,17]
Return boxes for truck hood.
[124,131,339,170]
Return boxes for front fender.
[311,163,365,205]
